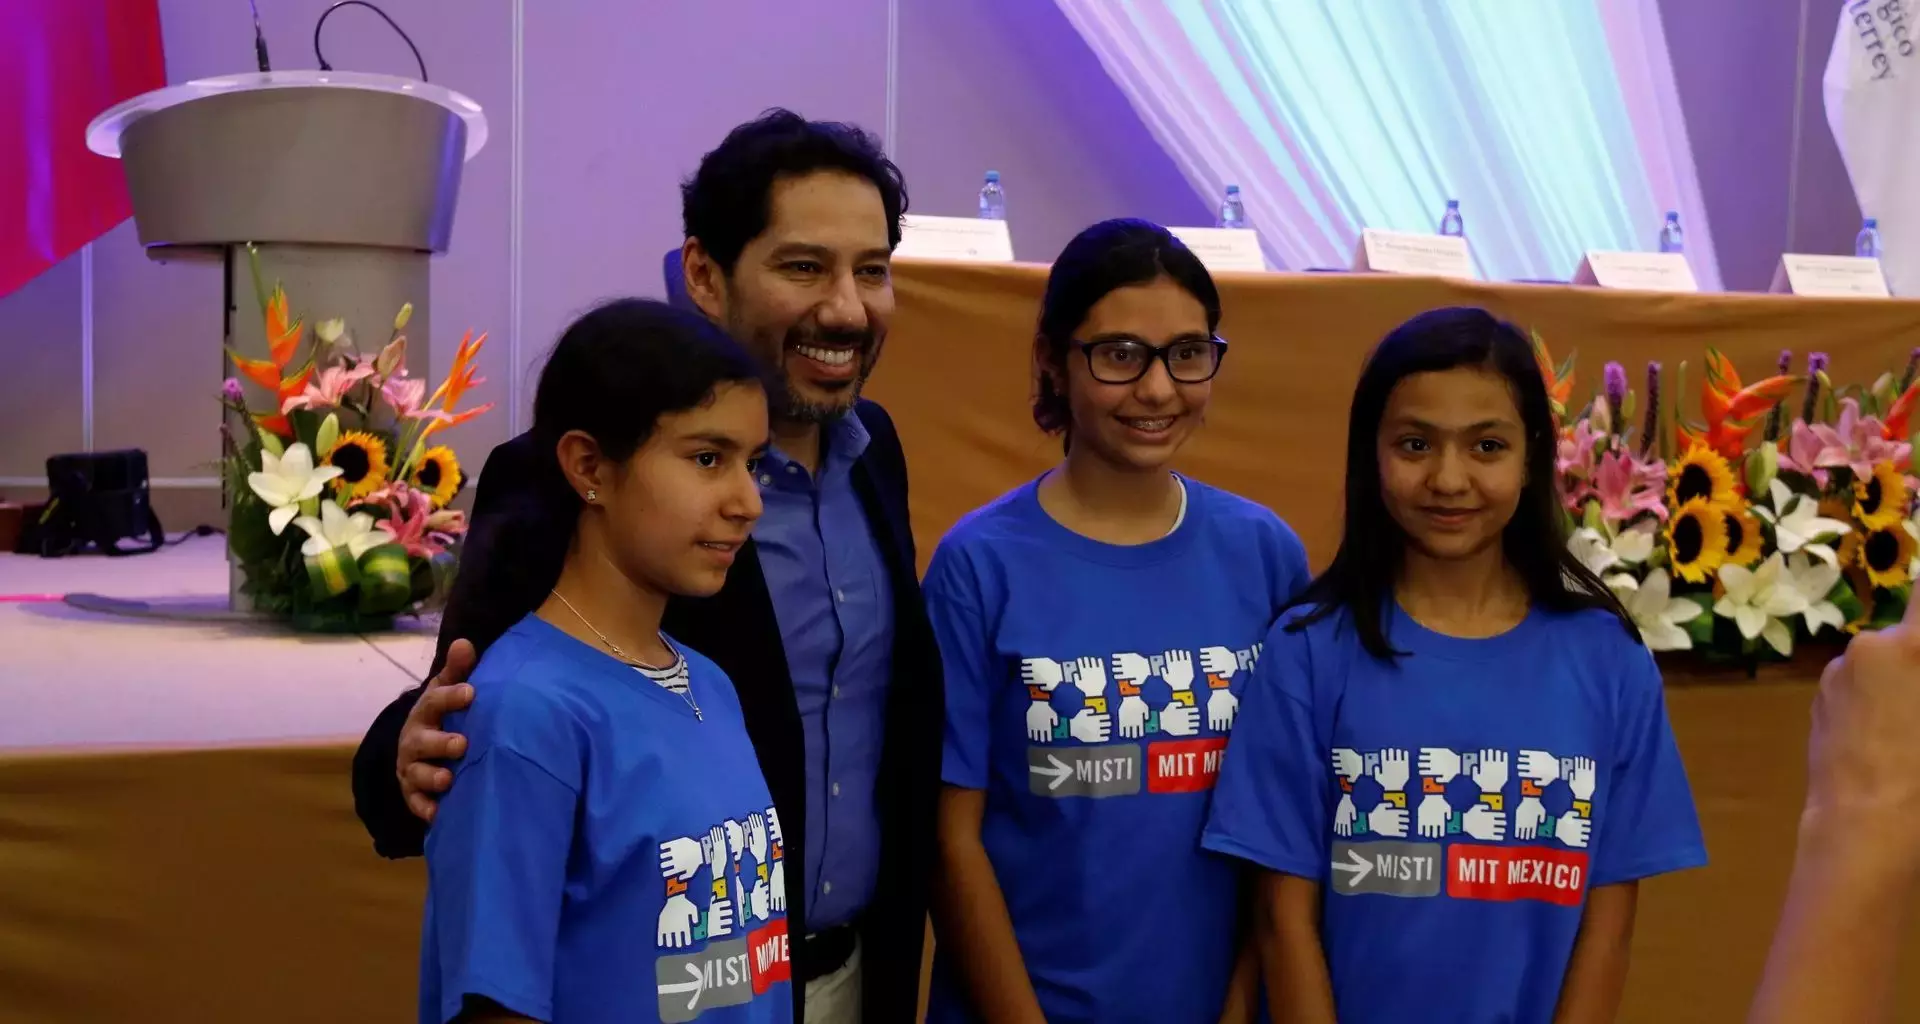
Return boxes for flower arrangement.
[219,245,492,631]
[1551,333,1918,666]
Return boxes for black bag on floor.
[32,449,165,558]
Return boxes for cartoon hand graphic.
[1020,657,1065,692]
[1516,796,1547,840]
[1418,794,1451,838]
[765,807,783,851]
[1374,749,1411,793]
[706,887,734,939]
[1331,747,1364,783]
[1206,689,1239,731]
[1161,650,1195,691]
[1200,645,1238,686]
[1118,695,1150,738]
[749,877,771,921]
[1472,749,1509,795]
[1369,802,1408,838]
[1073,656,1108,698]
[1159,701,1199,736]
[706,825,728,867]
[1068,707,1111,743]
[1027,701,1060,742]
[724,820,746,865]
[658,893,699,948]
[1111,652,1152,695]
[659,837,704,881]
[1517,750,1561,785]
[1567,757,1597,801]
[1462,804,1508,842]
[769,860,787,912]
[1418,747,1462,782]
[1335,793,1357,836]
[746,813,768,865]
[1557,811,1592,848]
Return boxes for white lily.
[1781,552,1847,638]
[246,443,343,535]
[1907,514,1919,579]
[1569,524,1655,583]
[1754,479,1850,566]
[1608,567,1702,651]
[1713,553,1811,657]
[291,499,394,559]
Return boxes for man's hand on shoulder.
[401,638,478,823]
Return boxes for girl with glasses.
[1201,308,1704,1022]
[924,218,1311,1023]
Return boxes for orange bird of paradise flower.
[1682,348,1796,463]
[423,330,495,436]
[229,282,315,437]
[1530,330,1575,420]
[1884,380,1918,444]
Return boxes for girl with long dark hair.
[1203,307,1705,1023]
[419,298,794,1023]
[925,219,1311,1023]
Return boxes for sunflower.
[1851,461,1909,530]
[409,445,463,508]
[1720,502,1765,568]
[1855,521,1916,590]
[324,431,390,501]
[1668,445,1739,509]
[1666,498,1729,584]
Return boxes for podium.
[86,70,488,609]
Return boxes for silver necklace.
[549,588,703,721]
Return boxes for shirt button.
[758,474,771,486]
[832,685,842,699]
[835,588,845,602]
[832,782,841,797]
[787,464,799,473]
[822,881,834,895]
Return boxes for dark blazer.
[351,399,942,1022]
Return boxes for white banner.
[1824,0,1920,296]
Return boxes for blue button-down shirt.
[753,411,895,933]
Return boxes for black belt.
[793,922,857,984]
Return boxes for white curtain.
[1053,0,1721,289]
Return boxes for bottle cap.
[1865,217,1878,228]
[1226,184,1240,194]
[1666,210,1679,220]
[1446,199,1459,208]
[985,170,1000,183]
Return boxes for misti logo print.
[1327,747,1598,907]
[1021,644,1260,800]
[653,806,792,1022]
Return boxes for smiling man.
[349,109,941,1024]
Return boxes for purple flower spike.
[1776,349,1793,375]
[222,377,245,404]
[1808,352,1830,374]
[1640,362,1661,458]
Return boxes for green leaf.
[1686,610,1718,646]
[1869,587,1910,630]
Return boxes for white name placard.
[1352,228,1476,280]
[1572,251,1699,293]
[894,214,1015,263]
[1768,254,1891,298]
[1166,226,1268,273]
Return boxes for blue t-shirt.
[1202,602,1707,1024]
[923,476,1310,1024]
[420,614,794,1024]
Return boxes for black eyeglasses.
[1070,335,1228,385]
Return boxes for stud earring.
[585,489,598,502]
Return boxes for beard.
[752,321,883,425]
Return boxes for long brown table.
[2,262,1917,1022]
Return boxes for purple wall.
[892,0,1211,266]
[1660,0,1862,291]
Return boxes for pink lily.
[380,372,452,423]
[379,484,466,557]
[1557,419,1604,510]
[1779,399,1913,483]
[282,356,376,413]
[1593,449,1669,524]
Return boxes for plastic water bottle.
[1658,211,1684,253]
[1857,217,1882,259]
[1438,199,1464,237]
[1218,185,1248,230]
[978,171,1006,221]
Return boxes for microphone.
[249,0,272,72]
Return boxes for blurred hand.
[398,639,476,824]
[1807,595,1920,853]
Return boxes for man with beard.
[349,109,940,1024]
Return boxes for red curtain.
[0,0,166,300]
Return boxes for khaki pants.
[802,936,862,1024]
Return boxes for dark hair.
[1033,218,1222,442]
[1286,306,1638,660]
[681,108,909,275]
[448,299,766,666]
